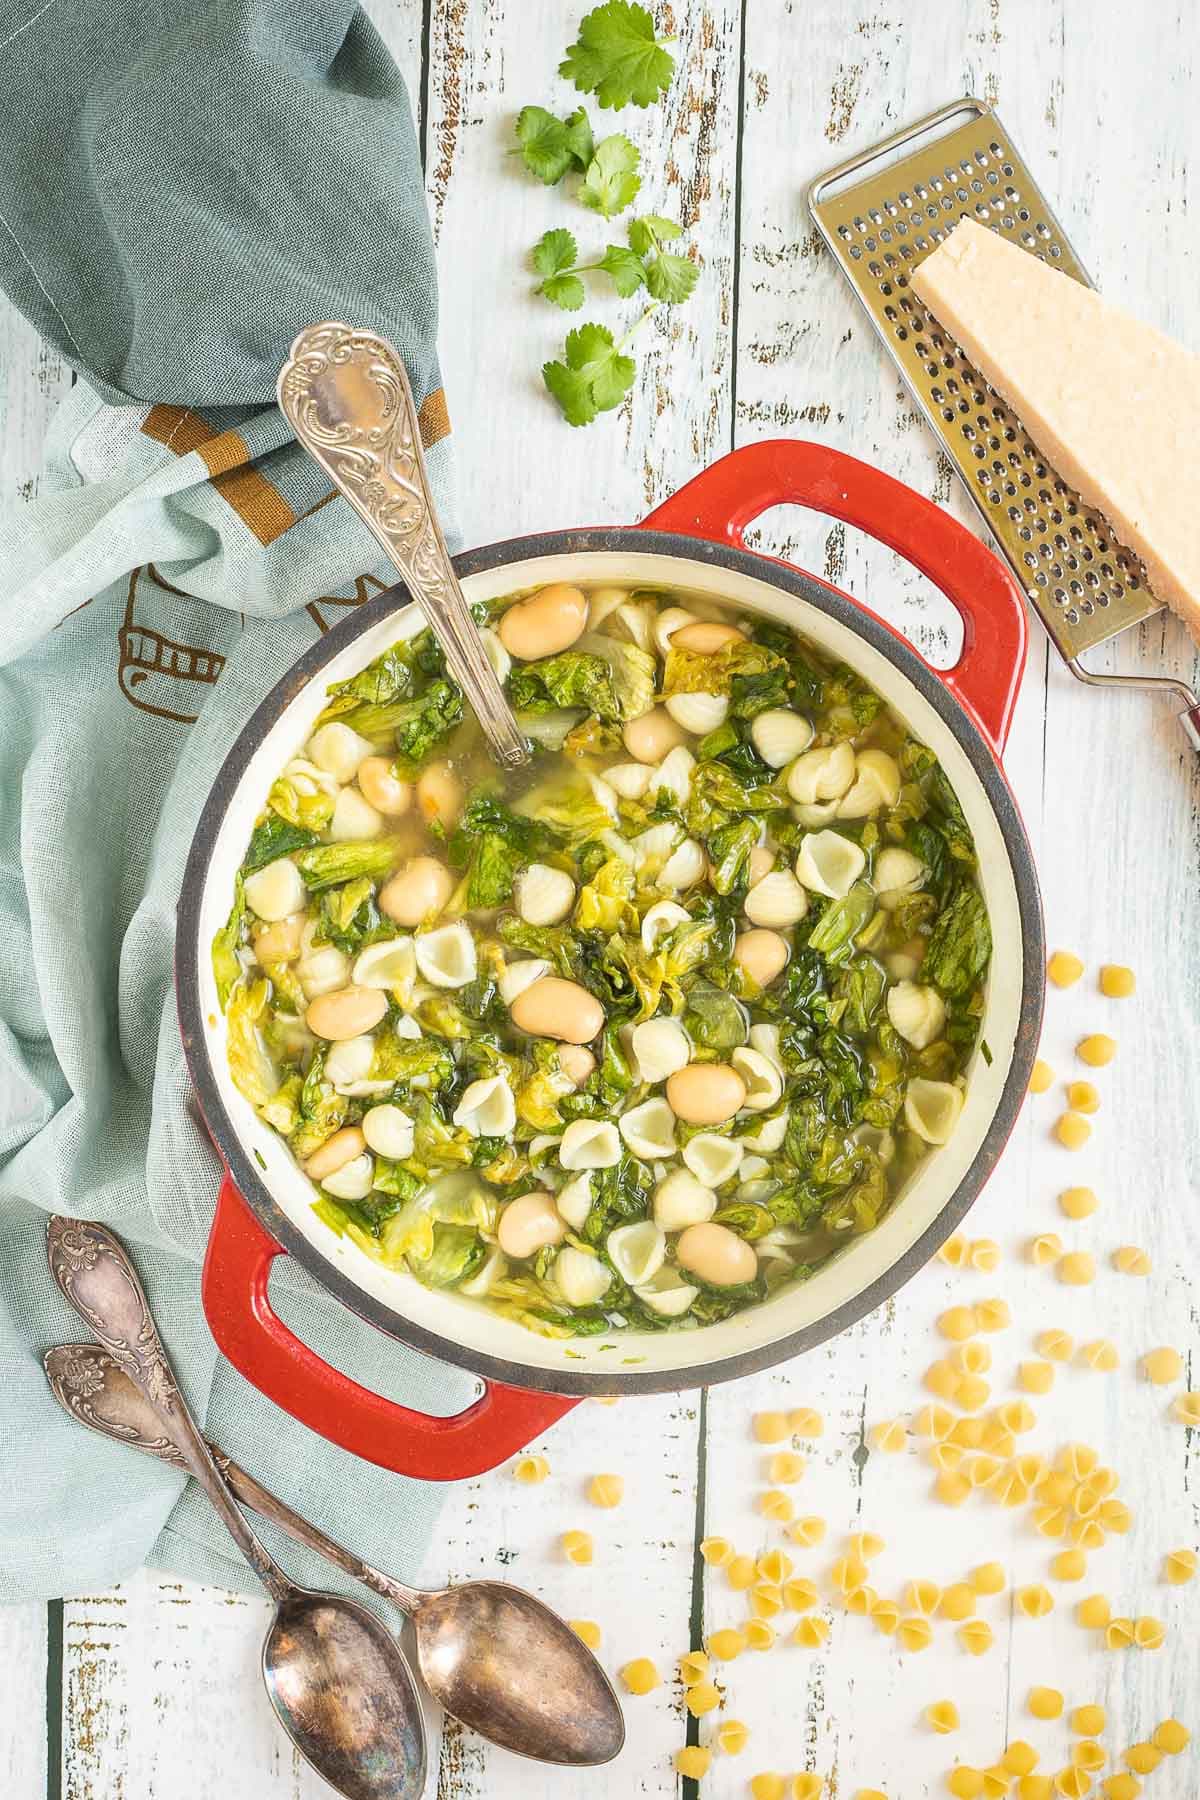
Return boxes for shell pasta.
[214,582,992,1337]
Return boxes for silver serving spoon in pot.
[45,1218,427,1800]
[277,320,530,771]
[45,1340,626,1768]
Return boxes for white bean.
[622,707,688,764]
[734,928,789,987]
[379,856,453,927]
[666,1063,747,1125]
[305,986,388,1041]
[497,1191,567,1260]
[357,756,412,816]
[416,761,463,829]
[670,620,745,653]
[498,583,589,660]
[510,976,604,1044]
[303,1126,366,1181]
[253,913,305,964]
[675,1222,758,1287]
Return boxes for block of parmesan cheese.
[912,218,1200,640]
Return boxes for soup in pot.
[213,582,992,1337]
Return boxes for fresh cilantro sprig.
[543,310,656,426]
[579,134,641,218]
[532,217,696,310]
[513,105,594,184]
[560,1,676,110]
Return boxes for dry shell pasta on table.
[212,581,992,1336]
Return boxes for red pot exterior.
[185,439,1041,1480]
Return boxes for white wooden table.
[3,2,1198,1795]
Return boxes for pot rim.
[176,525,1044,1397]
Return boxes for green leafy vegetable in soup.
[217,583,991,1340]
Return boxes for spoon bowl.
[264,1592,426,1800]
[411,1580,624,1764]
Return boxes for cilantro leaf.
[531,229,586,308]
[645,248,697,303]
[532,228,578,275]
[627,213,682,254]
[580,134,641,219]
[542,321,637,427]
[597,243,647,296]
[514,105,594,184]
[560,1,676,111]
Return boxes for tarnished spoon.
[45,1218,427,1800]
[277,320,530,771]
[45,1341,625,1767]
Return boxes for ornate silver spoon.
[277,321,529,770]
[45,1217,427,1800]
[45,1338,625,1767]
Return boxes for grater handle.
[642,439,1027,754]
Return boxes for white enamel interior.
[194,550,1025,1383]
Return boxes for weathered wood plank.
[424,0,743,545]
[0,1602,48,1796]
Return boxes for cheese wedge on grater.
[912,218,1200,641]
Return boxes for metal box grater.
[809,97,1200,743]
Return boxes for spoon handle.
[46,1218,293,1605]
[44,1342,422,1613]
[277,321,529,772]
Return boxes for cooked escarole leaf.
[662,637,785,698]
[242,814,320,874]
[225,978,277,1107]
[509,651,620,721]
[315,877,393,953]
[922,881,992,999]
[268,771,335,831]
[293,838,399,892]
[393,679,464,766]
[448,793,559,909]
[576,632,656,719]
[212,875,246,1011]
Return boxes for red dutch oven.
[177,440,1044,1481]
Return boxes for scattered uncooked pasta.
[1162,1548,1196,1585]
[745,1619,776,1651]
[1104,1616,1135,1649]
[754,1411,791,1444]
[956,1374,991,1412]
[1029,1059,1055,1094]
[1059,1186,1099,1219]
[1123,1742,1161,1774]
[832,1555,870,1593]
[925,1700,960,1734]
[1133,1615,1165,1649]
[759,1489,795,1522]
[783,1578,819,1612]
[1140,1346,1183,1385]
[727,1554,757,1590]
[561,1529,593,1564]
[789,1408,824,1437]
[1053,1111,1091,1150]
[768,1452,806,1484]
[968,1239,1001,1271]
[708,1627,748,1661]
[1051,1549,1087,1581]
[1152,1720,1189,1754]
[1111,1244,1151,1276]
[791,1616,830,1648]
[791,1777,823,1799]
[1099,964,1135,997]
[954,1341,991,1375]
[1066,1080,1100,1114]
[717,1718,750,1754]
[897,1616,933,1651]
[938,1233,969,1265]
[673,1745,712,1778]
[1028,1233,1063,1266]
[1020,1361,1056,1394]
[1070,1705,1106,1736]
[1054,1767,1090,1797]
[904,1578,941,1615]
[938,1305,979,1342]
[750,1774,786,1800]
[849,1531,885,1560]
[870,1419,907,1453]
[1102,1777,1141,1800]
[678,1649,708,1684]
[587,1472,623,1507]
[1079,1339,1119,1372]
[750,1582,783,1620]
[786,1516,827,1548]
[1003,1742,1040,1776]
[1037,1327,1075,1360]
[975,1297,1012,1331]
[1016,1584,1054,1617]
[1028,1687,1065,1720]
[1075,1594,1111,1628]
[870,1598,901,1635]
[513,1453,549,1483]
[1047,951,1084,987]
[934,1470,971,1506]
[701,1535,734,1567]
[957,1618,993,1655]
[685,1680,721,1717]
[939,1582,977,1620]
[620,1657,660,1694]
[1077,1033,1116,1067]
[569,1619,601,1648]
[1057,1250,1096,1284]
[946,1767,985,1797]
[1173,1390,1200,1424]
[757,1549,793,1584]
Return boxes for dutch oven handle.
[640,438,1027,753]
[202,1175,576,1478]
